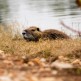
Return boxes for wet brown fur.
[22,26,70,41]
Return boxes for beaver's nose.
[22,31,26,35]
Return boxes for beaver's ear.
[37,28,40,31]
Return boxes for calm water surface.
[0,0,81,35]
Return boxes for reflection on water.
[0,0,81,35]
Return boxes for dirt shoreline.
[0,51,81,81]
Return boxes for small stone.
[0,50,5,59]
[52,70,58,75]
[51,61,73,69]
[28,61,35,66]
[40,77,63,81]
[40,58,46,62]
[0,50,4,54]
[72,59,81,65]
[32,58,45,67]
[58,56,68,61]
[0,76,11,81]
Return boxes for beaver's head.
[22,26,42,41]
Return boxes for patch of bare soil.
[0,50,81,81]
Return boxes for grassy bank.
[0,24,81,60]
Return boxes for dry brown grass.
[0,24,81,60]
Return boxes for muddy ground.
[0,50,81,81]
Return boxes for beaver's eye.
[37,28,40,31]
[31,29,35,31]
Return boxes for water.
[0,0,81,36]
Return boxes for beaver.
[22,26,70,41]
